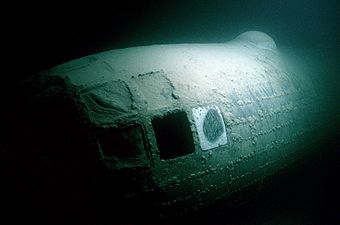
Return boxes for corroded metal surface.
[21,31,334,216]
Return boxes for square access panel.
[192,105,228,150]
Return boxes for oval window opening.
[203,108,224,143]
[192,106,228,150]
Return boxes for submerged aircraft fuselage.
[13,31,334,217]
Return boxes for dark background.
[4,0,340,87]
[3,0,340,224]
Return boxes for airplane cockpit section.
[6,31,337,222]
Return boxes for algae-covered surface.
[2,30,339,224]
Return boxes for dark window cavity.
[97,125,145,159]
[152,111,195,159]
[203,108,224,143]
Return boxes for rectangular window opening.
[152,111,195,159]
[97,125,145,159]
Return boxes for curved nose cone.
[235,31,277,50]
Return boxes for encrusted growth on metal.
[29,31,330,215]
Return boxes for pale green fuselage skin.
[38,31,329,213]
